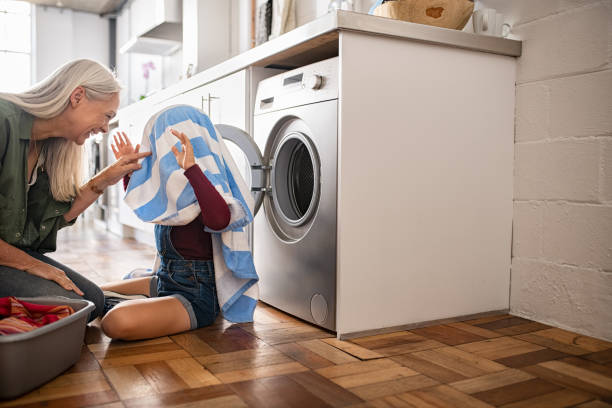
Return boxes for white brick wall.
[512,202,543,259]
[506,0,612,341]
[510,259,612,338]
[478,0,599,27]
[515,139,601,201]
[514,2,610,83]
[603,139,612,202]
[543,203,612,269]
[549,71,612,138]
[515,84,549,142]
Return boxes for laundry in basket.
[0,297,94,400]
[0,296,74,335]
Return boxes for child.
[100,106,257,340]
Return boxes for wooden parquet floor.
[1,221,611,407]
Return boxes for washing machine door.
[214,124,265,216]
[267,127,321,242]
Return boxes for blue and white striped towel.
[124,104,258,323]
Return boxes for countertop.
[118,10,522,115]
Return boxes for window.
[0,1,31,92]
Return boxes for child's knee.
[101,308,136,339]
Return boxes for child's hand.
[111,131,141,160]
[171,129,196,170]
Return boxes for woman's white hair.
[0,59,121,202]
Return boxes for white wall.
[33,6,109,81]
[114,0,179,106]
[294,0,376,24]
[252,0,375,32]
[475,0,612,341]
[116,5,131,108]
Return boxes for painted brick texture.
[510,0,612,341]
[514,138,600,201]
[513,1,610,83]
[511,259,612,339]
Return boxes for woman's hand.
[25,262,84,296]
[111,131,140,160]
[97,150,151,187]
[171,129,196,170]
[65,132,151,221]
[97,133,151,188]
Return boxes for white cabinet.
[335,31,516,337]
[155,69,247,130]
[128,0,181,38]
[115,100,155,240]
[200,70,247,129]
[182,0,231,75]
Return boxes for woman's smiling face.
[65,87,119,145]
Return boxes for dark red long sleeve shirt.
[124,165,230,260]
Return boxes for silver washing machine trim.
[270,131,321,229]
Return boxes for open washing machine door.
[215,124,266,216]
[266,122,322,243]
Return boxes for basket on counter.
[372,0,474,30]
[0,297,95,400]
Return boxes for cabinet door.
[166,70,247,129]
[205,71,252,204]
[129,0,153,37]
[205,70,247,130]
[154,90,199,112]
[125,102,153,145]
[117,103,155,234]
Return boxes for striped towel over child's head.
[124,104,259,323]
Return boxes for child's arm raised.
[171,129,230,230]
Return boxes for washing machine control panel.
[254,57,339,115]
[303,74,323,90]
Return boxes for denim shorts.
[153,258,219,329]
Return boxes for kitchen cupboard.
[154,69,247,130]
[334,31,515,338]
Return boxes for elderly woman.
[0,59,150,319]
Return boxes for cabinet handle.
[201,93,220,117]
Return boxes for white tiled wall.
[481,0,612,341]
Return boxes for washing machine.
[216,57,338,330]
[250,57,339,331]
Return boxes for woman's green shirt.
[0,99,76,253]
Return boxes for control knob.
[303,74,323,90]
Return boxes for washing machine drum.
[267,131,321,241]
